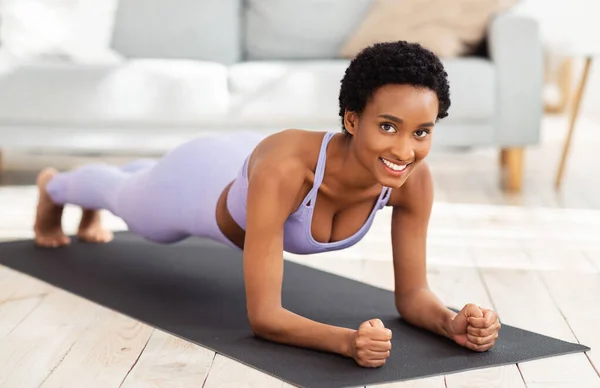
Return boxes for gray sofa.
[0,0,543,192]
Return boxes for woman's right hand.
[349,319,393,368]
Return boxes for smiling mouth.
[379,157,411,174]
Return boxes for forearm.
[251,308,355,357]
[395,287,456,338]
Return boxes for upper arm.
[388,162,434,301]
[242,156,305,326]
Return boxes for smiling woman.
[32,40,501,369]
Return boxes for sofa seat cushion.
[0,59,230,126]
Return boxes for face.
[343,84,439,188]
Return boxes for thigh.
[115,170,190,243]
[114,134,263,243]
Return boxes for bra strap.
[303,131,336,207]
[379,186,392,207]
[312,132,336,188]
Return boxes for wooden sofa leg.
[0,149,3,185]
[500,148,524,193]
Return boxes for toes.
[78,229,113,243]
[35,235,70,248]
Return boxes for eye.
[380,123,397,133]
[414,129,431,138]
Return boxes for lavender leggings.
[46,134,263,248]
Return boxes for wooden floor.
[0,113,599,388]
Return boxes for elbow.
[395,300,407,318]
[394,286,429,317]
[248,316,269,337]
[247,309,280,338]
[394,292,410,316]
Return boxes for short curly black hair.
[338,40,451,133]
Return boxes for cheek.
[355,126,382,152]
[415,141,431,156]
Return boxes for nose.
[391,139,415,163]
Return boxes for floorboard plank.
[537,271,600,379]
[202,354,292,388]
[120,329,215,388]
[0,295,45,339]
[39,312,154,388]
[480,268,599,386]
[0,289,109,388]
[375,375,446,388]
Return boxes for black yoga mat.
[0,232,590,388]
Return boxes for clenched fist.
[348,319,393,368]
[448,303,501,352]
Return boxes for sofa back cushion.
[243,0,373,60]
[111,0,242,64]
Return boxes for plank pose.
[34,41,501,368]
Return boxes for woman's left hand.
[448,303,501,352]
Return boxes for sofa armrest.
[488,9,544,147]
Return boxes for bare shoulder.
[245,129,326,212]
[247,129,326,178]
[387,161,434,212]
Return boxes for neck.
[328,133,381,192]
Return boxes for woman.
[34,41,501,368]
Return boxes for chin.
[380,175,409,189]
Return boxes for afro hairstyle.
[338,40,451,133]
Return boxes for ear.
[343,110,359,136]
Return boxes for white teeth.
[381,158,408,172]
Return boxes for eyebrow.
[378,114,435,127]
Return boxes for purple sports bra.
[226,131,392,254]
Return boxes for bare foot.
[34,168,71,247]
[77,209,113,243]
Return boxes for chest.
[307,192,381,244]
